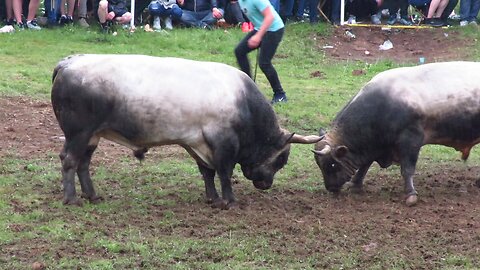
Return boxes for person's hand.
[212,8,222,19]
[106,11,115,21]
[248,33,261,49]
[177,0,184,5]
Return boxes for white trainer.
[164,16,173,30]
[153,16,161,30]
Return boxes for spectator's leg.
[230,1,245,24]
[309,0,320,23]
[296,0,305,18]
[330,0,341,24]
[12,0,23,23]
[97,0,108,23]
[258,28,285,95]
[180,9,202,27]
[440,0,458,19]
[282,0,295,21]
[469,0,480,21]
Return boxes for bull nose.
[253,180,272,190]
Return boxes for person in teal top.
[235,0,287,104]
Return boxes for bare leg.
[26,0,40,21]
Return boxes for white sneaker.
[469,20,478,26]
[371,14,381,25]
[164,16,173,30]
[153,16,161,30]
[26,19,42,30]
[347,15,356,24]
[460,20,468,26]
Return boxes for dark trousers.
[234,28,285,95]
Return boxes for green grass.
[1,23,480,269]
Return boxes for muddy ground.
[1,26,480,268]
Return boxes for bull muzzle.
[253,180,272,190]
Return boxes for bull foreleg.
[399,152,420,207]
[77,145,103,204]
[197,163,220,204]
[217,167,236,210]
[398,130,423,206]
[346,162,372,193]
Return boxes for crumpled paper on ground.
[379,40,393,50]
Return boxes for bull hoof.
[81,194,104,204]
[63,197,83,206]
[211,199,231,210]
[205,196,220,204]
[212,198,238,210]
[345,182,363,194]
[405,195,418,207]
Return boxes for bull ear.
[288,134,324,144]
[333,146,349,159]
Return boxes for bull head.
[313,138,352,193]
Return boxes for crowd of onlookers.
[0,0,478,31]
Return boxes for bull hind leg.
[59,132,94,206]
[77,144,103,204]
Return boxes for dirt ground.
[1,27,480,267]
[318,25,474,64]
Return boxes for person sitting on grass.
[148,0,183,31]
[98,0,133,31]
[387,0,412,25]
[345,0,383,24]
[177,0,224,29]
[409,0,449,26]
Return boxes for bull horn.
[288,134,324,144]
[311,145,331,155]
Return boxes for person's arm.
[248,5,274,48]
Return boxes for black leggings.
[234,28,285,95]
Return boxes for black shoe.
[201,23,213,30]
[15,22,25,30]
[6,18,15,25]
[424,18,444,27]
[59,15,73,25]
[271,92,288,104]
[101,22,111,33]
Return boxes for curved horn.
[311,145,331,155]
[288,134,324,144]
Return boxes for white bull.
[51,54,321,209]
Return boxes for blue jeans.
[297,0,319,22]
[149,4,183,20]
[460,0,480,21]
[180,9,224,27]
[269,0,280,13]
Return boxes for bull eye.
[331,163,335,168]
